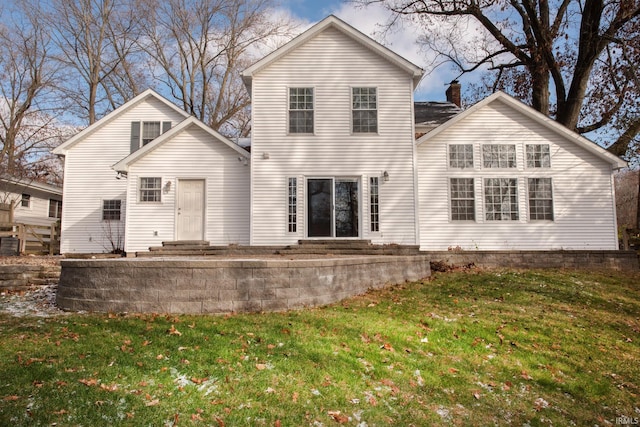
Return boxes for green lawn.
[1,268,639,426]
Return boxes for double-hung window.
[449,144,474,168]
[21,193,31,208]
[142,122,161,146]
[450,178,475,221]
[289,88,314,133]
[484,178,519,220]
[526,144,551,168]
[130,121,171,152]
[352,87,377,133]
[483,145,516,168]
[528,178,554,220]
[103,200,122,221]
[140,177,162,202]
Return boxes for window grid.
[482,145,517,168]
[528,178,554,220]
[140,177,162,202]
[289,88,314,133]
[352,87,377,133]
[449,144,474,168]
[450,178,475,221]
[49,199,62,218]
[288,178,297,233]
[102,199,122,221]
[21,193,30,208]
[142,121,161,146]
[370,177,379,232]
[484,178,519,220]
[526,144,551,168]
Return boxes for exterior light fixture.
[383,171,389,182]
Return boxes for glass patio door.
[307,178,359,238]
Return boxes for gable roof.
[242,15,424,90]
[417,91,627,169]
[414,101,462,132]
[53,89,191,156]
[0,176,62,196]
[112,116,249,173]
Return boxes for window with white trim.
[449,144,474,168]
[484,178,519,220]
[49,199,62,218]
[139,177,162,202]
[288,177,297,233]
[289,88,314,133]
[370,177,379,232]
[528,178,554,220]
[102,200,122,221]
[450,178,475,221]
[21,193,31,208]
[526,144,551,168]
[352,87,377,133]
[483,144,516,168]
[142,121,161,146]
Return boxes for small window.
[288,177,297,233]
[450,178,475,221]
[140,177,162,202]
[102,200,122,221]
[21,193,31,208]
[483,145,516,168]
[449,144,474,168]
[142,121,161,146]
[526,144,551,168]
[370,177,379,232]
[352,87,377,133]
[528,178,554,220]
[289,88,314,133]
[484,178,519,220]
[48,199,62,218]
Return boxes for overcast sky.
[276,0,464,102]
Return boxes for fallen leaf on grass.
[448,368,459,374]
[145,399,160,407]
[168,325,182,336]
[52,409,68,415]
[328,410,349,424]
[255,363,267,371]
[78,378,98,387]
[100,383,118,392]
[521,371,533,380]
[380,343,394,351]
[3,395,19,401]
[472,391,481,400]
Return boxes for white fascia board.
[53,89,190,156]
[417,91,627,169]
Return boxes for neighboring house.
[0,177,63,226]
[53,15,626,254]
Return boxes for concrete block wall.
[56,256,431,314]
[427,250,639,272]
[0,265,61,290]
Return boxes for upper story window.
[526,144,551,168]
[352,87,377,133]
[130,121,171,152]
[139,177,162,202]
[449,144,474,168]
[483,144,516,168]
[289,87,314,134]
[21,193,31,208]
[49,199,62,218]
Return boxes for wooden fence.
[0,222,60,255]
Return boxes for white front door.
[176,179,205,241]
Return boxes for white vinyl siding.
[123,124,249,252]
[58,96,186,254]
[3,184,62,226]
[250,27,418,245]
[417,98,619,250]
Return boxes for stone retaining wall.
[0,265,61,290]
[428,250,639,271]
[56,256,431,314]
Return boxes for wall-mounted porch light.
[383,171,389,182]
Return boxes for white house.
[0,177,63,226]
[53,15,626,254]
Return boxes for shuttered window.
[130,121,171,152]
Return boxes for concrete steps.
[136,240,420,258]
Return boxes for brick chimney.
[446,80,461,107]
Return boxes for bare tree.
[615,169,639,229]
[138,0,294,135]
[355,0,640,159]
[36,0,145,124]
[0,3,61,178]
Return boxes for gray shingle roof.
[414,101,462,132]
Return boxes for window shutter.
[130,122,141,153]
[162,121,171,134]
